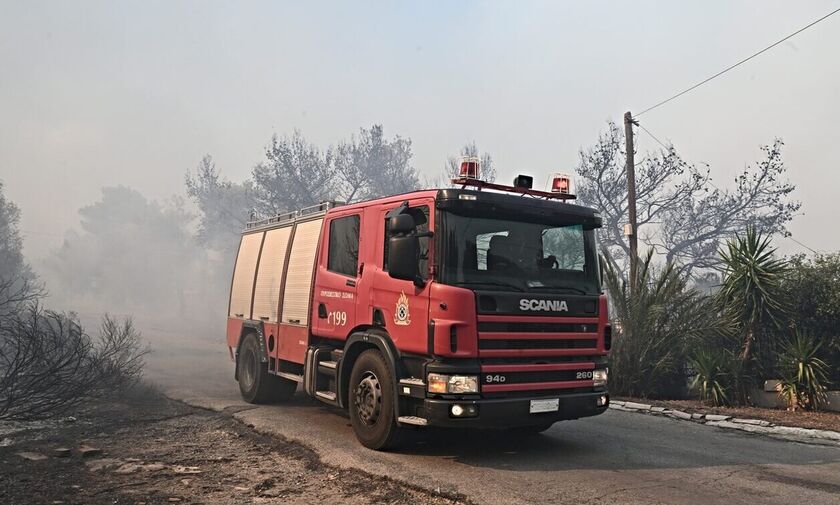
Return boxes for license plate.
[529,398,559,414]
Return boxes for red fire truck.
[226,162,610,449]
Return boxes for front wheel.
[237,333,296,403]
[348,349,404,450]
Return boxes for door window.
[327,215,360,277]
[384,205,429,279]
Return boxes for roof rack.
[245,201,343,231]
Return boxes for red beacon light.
[459,156,480,179]
[550,173,572,195]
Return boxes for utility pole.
[624,111,638,292]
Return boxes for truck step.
[398,416,428,426]
[276,371,304,383]
[315,391,337,402]
[317,360,338,378]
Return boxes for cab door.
[370,199,434,355]
[312,211,362,341]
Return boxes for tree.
[335,125,420,201]
[718,228,790,366]
[0,180,31,281]
[603,250,717,398]
[186,126,421,252]
[251,130,337,215]
[575,122,800,277]
[777,331,829,411]
[186,155,257,252]
[444,142,496,183]
[44,187,203,321]
[780,253,840,384]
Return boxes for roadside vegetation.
[589,125,838,413]
[0,183,148,422]
[607,227,838,411]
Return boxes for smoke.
[32,125,441,347]
[39,186,228,337]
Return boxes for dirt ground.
[617,396,840,432]
[0,386,470,505]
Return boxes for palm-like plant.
[718,227,790,363]
[777,331,829,411]
[689,349,730,406]
[603,250,716,398]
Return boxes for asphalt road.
[146,331,840,505]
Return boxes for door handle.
[317,303,327,319]
[346,279,356,287]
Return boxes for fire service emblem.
[394,291,411,326]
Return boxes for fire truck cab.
[227,169,610,450]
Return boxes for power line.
[637,123,669,151]
[637,7,840,116]
[786,235,819,254]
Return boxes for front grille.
[482,386,595,399]
[478,321,596,333]
[479,338,597,350]
[480,355,594,365]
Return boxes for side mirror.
[389,214,415,235]
[388,235,420,284]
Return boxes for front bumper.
[418,391,609,428]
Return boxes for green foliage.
[718,227,790,362]
[777,332,830,411]
[0,180,32,281]
[603,250,717,398]
[780,253,840,384]
[689,349,730,406]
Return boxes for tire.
[237,333,297,404]
[348,349,404,450]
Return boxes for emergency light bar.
[459,156,480,179]
[550,173,572,195]
[450,175,576,200]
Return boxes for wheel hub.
[241,348,256,389]
[354,372,382,425]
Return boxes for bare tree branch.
[576,123,799,278]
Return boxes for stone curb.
[608,402,840,445]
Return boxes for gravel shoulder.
[0,385,469,505]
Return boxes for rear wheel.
[237,333,296,403]
[349,349,404,450]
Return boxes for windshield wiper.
[528,285,590,295]
[451,280,525,292]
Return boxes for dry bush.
[0,278,149,420]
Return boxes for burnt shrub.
[0,285,148,420]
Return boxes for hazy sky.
[2,1,839,260]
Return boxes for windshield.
[439,210,601,294]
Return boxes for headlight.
[427,373,479,394]
[593,368,608,387]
